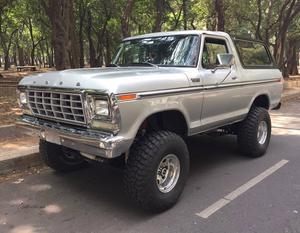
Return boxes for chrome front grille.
[27,90,86,125]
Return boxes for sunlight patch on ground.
[9,199,26,206]
[43,204,62,214]
[272,128,300,136]
[0,143,30,150]
[0,136,39,156]
[0,215,7,225]
[29,184,51,192]
[272,115,300,127]
[9,225,39,233]
[271,110,300,136]
[12,178,24,184]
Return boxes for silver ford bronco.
[17,30,283,212]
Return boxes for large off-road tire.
[237,107,271,158]
[39,140,88,173]
[124,131,190,212]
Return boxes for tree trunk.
[18,46,25,66]
[86,9,97,67]
[264,0,274,45]
[274,24,289,71]
[27,18,36,66]
[104,32,111,66]
[45,1,70,70]
[183,0,188,30]
[4,53,10,70]
[43,0,79,70]
[152,0,163,32]
[78,0,86,68]
[51,45,54,67]
[0,28,17,70]
[13,47,17,66]
[215,0,225,31]
[96,33,104,67]
[79,24,84,68]
[273,0,300,74]
[68,0,80,68]
[287,40,299,75]
[121,0,134,38]
[24,53,30,65]
[45,40,54,67]
[255,0,262,40]
[31,46,35,66]
[39,42,45,67]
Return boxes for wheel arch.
[135,109,189,137]
[249,93,270,110]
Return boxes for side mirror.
[211,54,234,73]
[217,53,234,67]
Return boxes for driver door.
[200,36,241,131]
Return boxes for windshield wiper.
[128,62,159,68]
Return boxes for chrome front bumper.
[17,115,129,159]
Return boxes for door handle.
[231,76,237,80]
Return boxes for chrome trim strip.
[137,86,204,98]
[206,78,281,89]
[137,78,280,98]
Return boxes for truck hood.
[18,67,192,94]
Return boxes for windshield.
[112,35,201,67]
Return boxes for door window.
[202,38,228,69]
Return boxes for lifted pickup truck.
[17,30,283,212]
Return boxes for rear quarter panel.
[242,69,283,110]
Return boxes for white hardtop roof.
[123,30,230,41]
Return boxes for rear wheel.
[237,107,271,157]
[124,131,190,212]
[39,140,88,172]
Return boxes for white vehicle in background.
[17,30,283,212]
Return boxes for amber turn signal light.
[117,93,138,101]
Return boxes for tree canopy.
[0,0,299,76]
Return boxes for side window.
[202,38,228,69]
[234,40,273,67]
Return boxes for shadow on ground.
[1,129,299,233]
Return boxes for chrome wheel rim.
[156,154,180,193]
[257,121,268,145]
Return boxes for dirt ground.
[0,67,54,80]
[0,97,22,125]
[0,67,54,126]
[288,75,300,80]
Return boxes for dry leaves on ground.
[0,97,22,125]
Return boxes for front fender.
[116,93,200,144]
[118,96,190,139]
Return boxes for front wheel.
[123,131,190,212]
[39,140,88,173]
[237,107,271,157]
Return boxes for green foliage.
[288,17,300,40]
[0,0,299,71]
